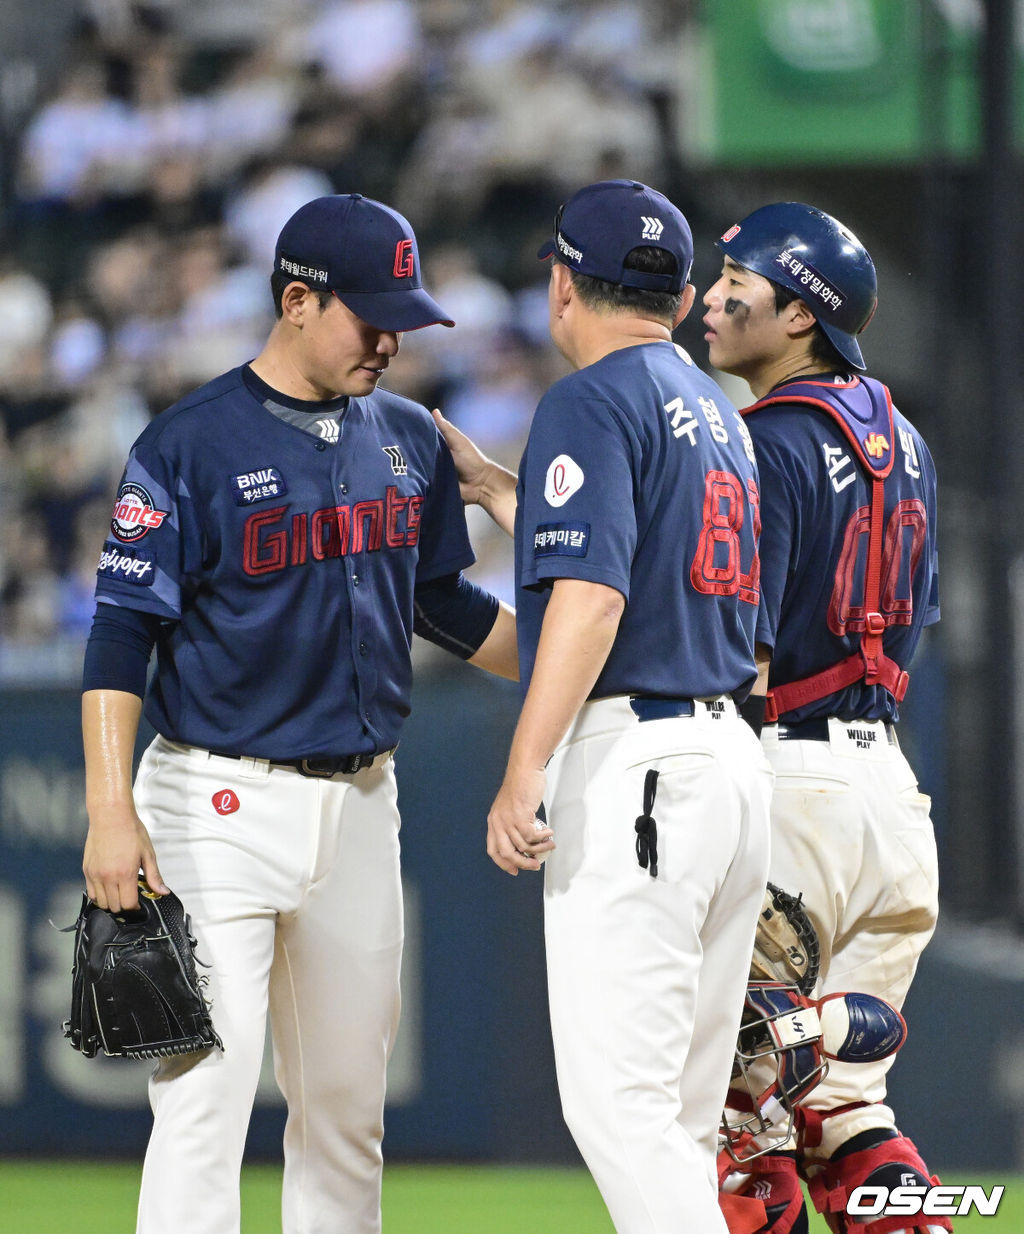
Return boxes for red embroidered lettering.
[351,500,384,553]
[405,495,423,545]
[243,495,420,574]
[311,506,348,560]
[243,505,288,575]
[290,512,308,565]
[881,499,927,621]
[739,476,761,604]
[689,470,760,604]
[829,500,927,634]
[385,485,409,547]
[393,239,415,278]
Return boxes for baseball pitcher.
[81,194,517,1234]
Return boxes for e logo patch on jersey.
[533,522,590,558]
[544,455,584,507]
[97,541,155,586]
[212,790,240,816]
[111,482,168,542]
[231,467,288,506]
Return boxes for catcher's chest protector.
[742,377,908,721]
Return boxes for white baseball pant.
[543,697,773,1234]
[761,718,939,1160]
[131,736,403,1234]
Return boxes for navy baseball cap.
[274,194,454,331]
[538,180,693,292]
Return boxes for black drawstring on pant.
[634,768,659,877]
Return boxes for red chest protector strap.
[742,380,909,724]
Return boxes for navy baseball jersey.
[93,365,473,758]
[515,340,761,699]
[746,375,939,723]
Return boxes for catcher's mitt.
[749,881,820,995]
[64,881,223,1060]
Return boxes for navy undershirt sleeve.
[413,572,500,659]
[82,605,162,697]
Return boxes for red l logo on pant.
[212,789,240,815]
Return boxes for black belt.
[629,697,696,722]
[775,718,896,745]
[207,749,386,777]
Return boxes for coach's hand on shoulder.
[431,408,492,501]
[83,808,169,912]
[432,409,518,535]
[486,766,554,876]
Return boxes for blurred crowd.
[0,0,694,677]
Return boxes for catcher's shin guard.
[720,1149,809,1234]
[805,1131,952,1234]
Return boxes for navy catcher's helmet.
[716,202,877,370]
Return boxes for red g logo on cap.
[393,240,414,278]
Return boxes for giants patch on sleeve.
[110,481,168,542]
[533,522,590,558]
[97,542,155,586]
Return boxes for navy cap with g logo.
[538,179,693,292]
[274,194,454,332]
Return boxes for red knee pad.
[720,1149,806,1234]
[805,1134,952,1234]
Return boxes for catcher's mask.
[722,982,827,1163]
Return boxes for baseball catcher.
[707,201,947,1234]
[64,880,222,1059]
